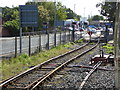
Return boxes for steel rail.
[79,61,102,90]
[31,39,100,90]
[0,41,90,89]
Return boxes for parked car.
[108,28,113,33]
[74,30,81,35]
[79,27,84,31]
[87,27,97,33]
[67,27,73,30]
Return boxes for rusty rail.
[79,61,102,89]
[68,65,114,71]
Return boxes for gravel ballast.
[41,43,115,90]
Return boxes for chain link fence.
[1,30,82,59]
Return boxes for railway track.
[0,39,99,90]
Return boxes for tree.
[42,2,55,26]
[2,7,19,22]
[96,2,116,22]
[4,19,19,36]
[66,8,74,19]
[56,2,67,20]
[65,8,81,21]
[92,15,104,21]
[38,5,50,29]
[26,1,67,27]
[2,7,19,36]
[75,15,81,21]
[0,8,2,18]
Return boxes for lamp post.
[83,8,86,29]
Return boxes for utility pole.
[114,2,120,90]
[84,8,86,22]
[83,8,86,29]
[90,11,92,18]
[74,4,76,13]
[74,4,76,19]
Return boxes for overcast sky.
[61,0,102,17]
[0,0,103,17]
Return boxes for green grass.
[90,42,95,45]
[102,44,114,54]
[1,43,74,81]
[75,38,84,43]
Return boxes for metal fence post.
[54,31,56,47]
[39,32,41,52]
[20,27,22,54]
[69,30,71,42]
[72,26,75,42]
[29,34,31,56]
[105,25,108,43]
[60,31,61,44]
[15,37,17,57]
[77,32,78,40]
[47,32,49,50]
[65,30,66,43]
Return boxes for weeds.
[102,44,114,54]
[75,38,84,43]
[1,43,72,80]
